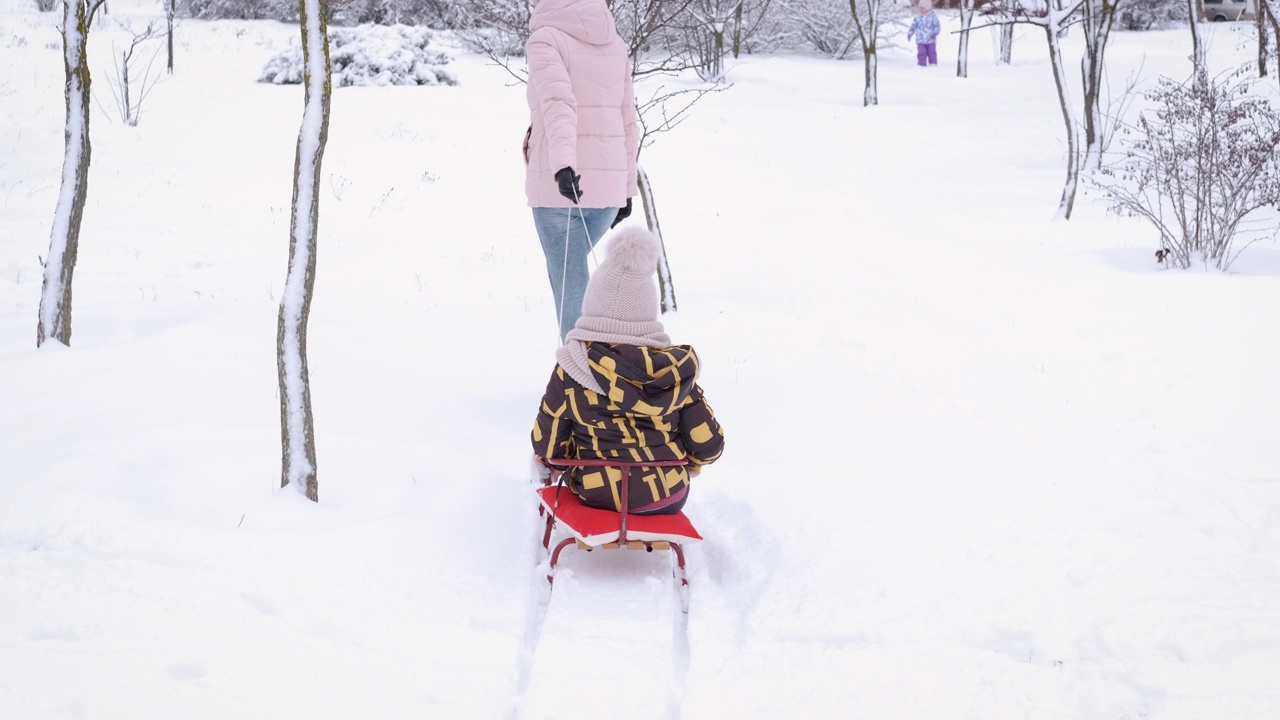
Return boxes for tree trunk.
[848,0,880,106]
[1269,1,1280,90]
[1259,0,1270,76]
[1080,0,1116,170]
[637,165,677,314]
[863,47,878,105]
[999,22,1013,64]
[166,0,174,74]
[278,0,331,503]
[957,0,974,77]
[732,1,743,58]
[38,0,94,348]
[1261,0,1280,82]
[1046,22,1079,219]
[1187,0,1206,76]
[712,24,724,80]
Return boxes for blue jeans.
[532,206,619,339]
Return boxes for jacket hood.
[586,343,701,417]
[530,0,618,46]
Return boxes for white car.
[1202,0,1249,21]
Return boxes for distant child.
[531,226,725,515]
[907,0,941,67]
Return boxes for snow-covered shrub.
[451,0,531,57]
[772,0,862,58]
[35,0,58,11]
[258,24,457,87]
[752,0,908,58]
[185,0,299,21]
[1117,0,1187,31]
[184,0,464,26]
[335,0,463,26]
[1093,70,1280,270]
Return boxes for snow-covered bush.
[1093,70,1280,270]
[1117,0,1188,31]
[753,0,909,58]
[770,0,862,58]
[185,0,464,26]
[339,0,460,26]
[185,0,299,21]
[258,24,457,87]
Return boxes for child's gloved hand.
[530,455,553,483]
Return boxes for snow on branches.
[1094,69,1280,270]
[259,24,456,87]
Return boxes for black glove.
[610,198,632,229]
[555,166,582,204]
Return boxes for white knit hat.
[556,226,670,391]
[564,225,671,347]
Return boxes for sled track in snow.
[511,533,554,717]
[512,529,691,720]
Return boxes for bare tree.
[974,0,1023,65]
[1038,0,1088,219]
[37,0,106,348]
[983,0,1086,218]
[999,19,1014,63]
[847,0,884,106]
[165,0,177,73]
[957,0,976,76]
[278,0,336,502]
[636,166,677,312]
[772,0,861,57]
[451,0,531,65]
[683,0,773,81]
[1261,0,1280,87]
[1079,0,1120,170]
[729,0,773,56]
[107,21,163,126]
[1184,0,1205,76]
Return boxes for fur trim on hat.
[605,225,663,275]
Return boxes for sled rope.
[556,196,599,345]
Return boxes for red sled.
[538,458,700,612]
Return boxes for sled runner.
[538,458,700,611]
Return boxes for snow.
[2,1,1279,719]
[259,23,456,87]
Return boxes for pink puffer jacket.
[524,0,639,209]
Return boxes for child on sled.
[530,225,725,515]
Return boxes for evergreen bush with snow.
[258,24,456,87]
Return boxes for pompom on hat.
[566,225,671,346]
[556,225,672,392]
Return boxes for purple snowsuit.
[908,10,941,66]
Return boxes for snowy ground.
[2,2,1279,719]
